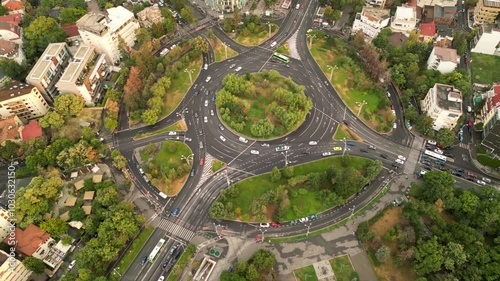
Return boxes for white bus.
[423,150,447,163]
[148,238,166,263]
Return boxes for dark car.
[194,112,199,118]
[140,256,147,265]
[346,141,356,146]
[391,163,399,168]
[162,261,169,270]
[456,168,465,173]
[360,149,368,153]
[380,154,388,159]
[444,153,453,158]
[194,91,199,96]
[343,120,350,126]
[424,166,432,171]
[171,207,180,217]
[466,177,475,182]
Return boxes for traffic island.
[333,124,363,141]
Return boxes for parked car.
[481,177,491,183]
[395,159,405,165]
[398,155,407,161]
[309,214,317,220]
[434,148,444,155]
[309,141,318,145]
[270,222,280,227]
[299,217,309,223]
[68,260,76,269]
[380,154,388,159]
[477,180,486,185]
[259,223,270,228]
[322,152,333,156]
[369,145,376,150]
[360,149,368,153]
[427,140,436,145]
[250,150,260,155]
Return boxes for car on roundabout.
[235,66,242,72]
[229,64,236,69]
[309,141,318,146]
[333,147,342,151]
[218,124,225,131]
[322,152,333,156]
[250,150,260,155]
[205,76,211,82]
[261,143,270,147]
[210,109,214,116]
[204,116,208,123]
[219,136,226,142]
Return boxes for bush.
[298,188,308,195]
[375,246,390,263]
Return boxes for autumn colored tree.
[123,66,142,110]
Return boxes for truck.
[275,145,290,152]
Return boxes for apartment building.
[137,5,164,27]
[421,83,463,130]
[56,45,110,105]
[391,5,418,34]
[471,23,500,56]
[26,43,71,103]
[0,250,32,281]
[76,6,139,64]
[0,206,12,242]
[480,85,500,155]
[418,0,458,25]
[427,46,459,74]
[0,82,49,122]
[474,0,500,24]
[352,7,391,38]
[206,0,249,12]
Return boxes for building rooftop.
[0,39,16,55]
[434,35,453,48]
[59,45,94,82]
[3,224,50,257]
[27,43,68,80]
[0,116,21,145]
[21,120,42,141]
[106,6,135,32]
[0,81,34,102]
[61,23,80,38]
[433,46,458,62]
[419,21,436,36]
[482,0,500,8]
[395,6,416,20]
[83,191,95,200]
[417,0,458,7]
[65,197,77,207]
[77,13,109,35]
[3,0,23,12]
[435,83,462,112]
[0,14,22,25]
[361,7,391,22]
[388,32,409,46]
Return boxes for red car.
[436,144,444,149]
[271,222,281,227]
[199,158,204,166]
[391,104,395,110]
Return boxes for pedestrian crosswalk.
[197,153,217,187]
[287,31,301,60]
[458,143,469,149]
[158,218,196,242]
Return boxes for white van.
[239,137,249,143]
[295,4,300,9]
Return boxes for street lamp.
[181,154,194,166]
[349,205,356,218]
[267,22,273,38]
[306,223,312,236]
[113,267,121,277]
[307,34,316,48]
[326,65,338,82]
[281,151,289,166]
[224,169,231,187]
[184,69,194,84]
[355,100,367,116]
[259,228,267,242]
[342,137,347,156]
[222,42,228,59]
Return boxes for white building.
[0,82,49,122]
[352,7,391,38]
[56,45,110,105]
[206,0,249,12]
[26,43,72,103]
[390,5,418,34]
[0,206,12,242]
[76,6,139,64]
[365,0,386,7]
[0,249,32,281]
[421,83,463,130]
[471,23,500,56]
[427,46,460,74]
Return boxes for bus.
[272,52,290,64]
[148,238,166,263]
[423,150,448,163]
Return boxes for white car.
[393,122,397,129]
[476,180,486,185]
[397,155,406,161]
[229,64,236,69]
[204,64,208,70]
[395,159,405,165]
[427,140,437,145]
[322,152,333,157]
[158,277,165,281]
[250,150,260,155]
[434,148,444,155]
[309,141,318,146]
[68,260,76,270]
[205,76,211,82]
[204,116,208,123]
[299,217,309,223]
[204,100,208,107]
[270,41,277,47]
[391,110,396,115]
[235,66,242,72]
[261,143,270,147]
[168,131,177,136]
[259,223,270,228]
[219,136,226,142]
[210,109,214,116]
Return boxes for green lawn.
[166,244,196,281]
[276,43,290,55]
[149,141,192,171]
[471,53,500,85]
[329,255,358,281]
[333,124,361,141]
[209,35,238,62]
[477,155,500,168]
[211,160,225,173]
[110,227,154,281]
[236,26,278,46]
[294,265,319,281]
[134,120,187,139]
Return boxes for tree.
[22,257,46,274]
[23,16,67,62]
[192,36,208,53]
[0,59,30,81]
[39,111,65,129]
[375,246,390,263]
[443,242,468,271]
[436,128,456,147]
[324,6,336,22]
[59,7,86,24]
[422,171,455,204]
[452,32,467,56]
[54,94,85,116]
[123,66,142,110]
[209,201,227,219]
[233,5,240,26]
[0,140,21,159]
[40,218,68,237]
[95,186,119,207]
[104,116,118,132]
[0,5,8,16]
[112,152,127,170]
[57,141,99,171]
[141,108,160,125]
[180,7,196,23]
[135,28,152,44]
[69,207,86,221]
[281,166,294,179]
[271,167,281,182]
[251,249,275,270]
[414,236,445,275]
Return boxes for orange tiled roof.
[3,224,50,256]
[4,0,23,12]
[21,120,42,141]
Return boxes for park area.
[293,255,358,281]
[216,71,312,139]
[471,53,500,85]
[207,32,238,62]
[333,124,362,141]
[210,155,382,222]
[308,32,394,132]
[139,141,192,196]
[55,108,103,141]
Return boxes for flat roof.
[107,6,135,32]
[0,81,34,102]
[28,43,67,80]
[362,7,391,21]
[59,45,94,82]
[435,84,462,112]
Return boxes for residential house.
[61,23,81,45]
[1,0,24,14]
[0,13,22,61]
[470,23,500,56]
[418,21,436,42]
[421,83,463,130]
[474,0,500,24]
[0,115,22,145]
[352,7,391,39]
[417,0,458,25]
[26,43,72,103]
[0,249,32,281]
[479,84,500,154]
[3,224,53,260]
[137,5,164,27]
[0,81,49,122]
[0,206,13,241]
[56,45,110,105]
[206,0,249,12]
[77,6,139,64]
[388,31,409,46]
[427,46,459,74]
[21,120,43,141]
[365,0,386,7]
[433,35,453,48]
[390,5,418,34]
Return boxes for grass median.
[111,227,154,280]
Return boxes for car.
[434,148,444,155]
[333,147,342,151]
[194,91,199,96]
[456,168,465,173]
[171,207,180,217]
[190,169,195,176]
[421,160,431,165]
[270,222,281,227]
[444,153,453,158]
[346,141,356,146]
[158,276,165,281]
[205,90,209,96]
[199,158,204,165]
[140,256,148,265]
[466,177,475,182]
[299,217,309,223]
[259,223,270,228]
[205,76,211,82]
[293,18,297,24]
[162,261,169,270]
[467,172,477,178]
[477,180,486,185]
[392,163,399,168]
[427,140,437,145]
[212,95,216,101]
[393,122,397,129]
[369,145,376,150]
[481,177,491,183]
[235,66,242,72]
[309,141,318,146]
[387,91,391,98]
[270,41,277,47]
[184,137,192,142]
[204,116,208,123]
[301,3,304,8]
[199,141,204,149]
[275,145,290,152]
[250,150,260,155]
[380,154,388,159]
[139,168,144,174]
[395,159,405,165]
[398,155,406,161]
[467,106,472,113]
[194,112,199,118]
[322,152,333,156]
[436,144,445,149]
[219,124,225,131]
[392,110,396,115]
[204,100,208,107]
[204,64,208,70]
[343,120,350,126]
[302,152,310,155]
[391,104,395,110]
[261,143,270,147]
[360,148,368,153]
[68,260,76,269]
[219,136,226,142]
[425,145,433,150]
[229,64,236,69]
[309,214,317,220]
[168,131,177,136]
[210,109,214,116]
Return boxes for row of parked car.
[259,214,318,228]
